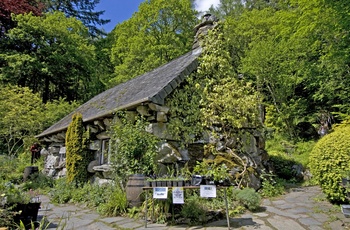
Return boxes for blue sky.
[96,0,220,33]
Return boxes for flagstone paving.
[37,186,350,229]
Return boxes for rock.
[248,172,261,190]
[96,132,109,139]
[145,123,174,139]
[40,148,49,157]
[94,120,105,131]
[157,142,182,163]
[56,160,66,169]
[88,160,99,173]
[136,105,151,116]
[59,147,66,154]
[87,124,99,133]
[97,178,114,186]
[93,164,112,172]
[103,118,112,128]
[148,103,170,113]
[156,112,168,122]
[45,155,60,169]
[57,168,67,178]
[48,146,60,154]
[292,164,305,180]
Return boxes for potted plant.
[193,160,231,186]
[2,183,41,228]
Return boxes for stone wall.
[41,99,268,189]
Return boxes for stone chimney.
[192,14,219,50]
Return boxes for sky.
[96,0,220,33]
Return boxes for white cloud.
[194,0,220,13]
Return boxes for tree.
[43,98,80,130]
[0,85,44,156]
[0,0,43,36]
[0,12,100,103]
[42,0,109,37]
[109,0,198,86]
[207,0,245,19]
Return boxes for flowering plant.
[1,183,40,204]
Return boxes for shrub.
[109,113,159,181]
[50,178,75,203]
[180,195,207,224]
[259,176,285,198]
[309,121,350,202]
[65,113,92,185]
[97,185,127,216]
[233,188,261,211]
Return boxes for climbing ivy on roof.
[198,22,263,131]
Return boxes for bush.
[50,178,76,203]
[97,185,127,216]
[259,176,285,198]
[233,188,261,211]
[180,195,207,225]
[309,121,350,202]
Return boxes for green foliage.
[193,160,231,182]
[42,0,110,37]
[97,185,128,216]
[166,74,204,144]
[0,155,26,184]
[198,22,263,130]
[109,113,159,181]
[0,85,45,156]
[43,98,80,130]
[65,113,91,185]
[109,0,198,86]
[1,12,99,103]
[50,178,75,204]
[180,195,207,225]
[140,195,171,224]
[259,175,285,197]
[309,121,350,202]
[233,187,261,211]
[265,134,316,181]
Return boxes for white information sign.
[200,185,217,198]
[172,187,184,204]
[153,187,168,199]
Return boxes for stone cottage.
[37,14,269,188]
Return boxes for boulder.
[157,142,182,163]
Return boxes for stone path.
[37,186,350,230]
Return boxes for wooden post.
[224,187,230,229]
[145,191,148,228]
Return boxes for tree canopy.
[0,0,43,36]
[208,0,350,137]
[42,0,110,37]
[109,0,198,86]
[0,85,44,156]
[0,12,100,103]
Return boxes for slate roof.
[37,47,202,138]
